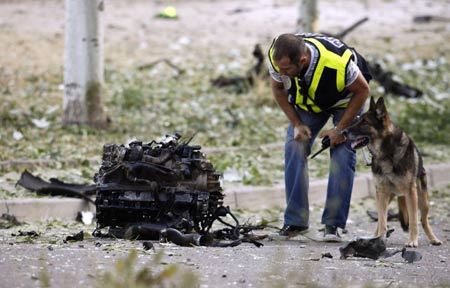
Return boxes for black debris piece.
[160,228,213,247]
[321,252,333,259]
[321,17,423,99]
[66,230,84,242]
[160,227,263,248]
[143,241,155,251]
[12,230,39,238]
[1,213,23,227]
[211,44,267,93]
[339,229,397,260]
[413,15,450,23]
[16,170,96,203]
[367,62,423,98]
[124,223,167,240]
[401,248,423,263]
[366,210,399,222]
[321,17,369,39]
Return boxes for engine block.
[94,133,224,235]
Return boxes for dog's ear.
[375,97,387,119]
[369,96,376,111]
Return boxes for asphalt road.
[1,201,449,288]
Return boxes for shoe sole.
[268,230,309,242]
[323,234,342,243]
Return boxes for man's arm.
[322,71,370,147]
[271,78,311,141]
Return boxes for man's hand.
[321,127,346,148]
[294,124,312,141]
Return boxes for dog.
[346,96,442,247]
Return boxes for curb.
[1,163,449,222]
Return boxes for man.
[268,33,371,242]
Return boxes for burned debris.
[16,170,96,204]
[93,133,263,247]
[339,230,394,260]
[1,213,23,228]
[14,133,265,248]
[211,43,267,93]
[93,133,224,238]
[212,17,423,99]
[339,229,423,263]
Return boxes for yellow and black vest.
[269,35,359,113]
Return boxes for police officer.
[268,33,371,241]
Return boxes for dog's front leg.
[375,184,391,238]
[404,184,419,247]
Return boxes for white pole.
[63,0,106,127]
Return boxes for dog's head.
[346,96,391,150]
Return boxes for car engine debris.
[92,133,262,247]
[339,229,423,263]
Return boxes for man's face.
[275,56,303,78]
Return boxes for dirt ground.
[1,0,449,73]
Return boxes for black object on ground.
[339,229,396,260]
[366,210,399,222]
[66,230,84,242]
[16,170,96,203]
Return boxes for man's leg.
[284,110,329,228]
[321,109,359,230]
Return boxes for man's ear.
[375,97,387,119]
[299,55,307,66]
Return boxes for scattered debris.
[366,210,399,222]
[92,133,265,248]
[211,44,267,93]
[124,223,167,240]
[16,170,96,203]
[339,229,396,260]
[160,228,211,247]
[65,230,84,242]
[137,58,185,76]
[76,211,95,225]
[12,230,39,238]
[413,15,450,23]
[401,248,422,263]
[367,62,423,98]
[321,17,369,39]
[321,17,423,99]
[339,229,423,263]
[321,252,333,259]
[1,213,23,228]
[143,241,155,251]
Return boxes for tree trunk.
[63,0,107,128]
[297,0,319,33]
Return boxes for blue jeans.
[284,108,358,229]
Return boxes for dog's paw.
[430,239,442,246]
[405,240,418,248]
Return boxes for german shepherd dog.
[346,97,442,247]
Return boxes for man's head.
[272,34,308,77]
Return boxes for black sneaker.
[323,225,341,242]
[268,225,309,241]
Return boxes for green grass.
[1,49,449,194]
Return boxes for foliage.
[1,46,449,190]
[368,53,450,144]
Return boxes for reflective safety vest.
[268,35,355,113]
